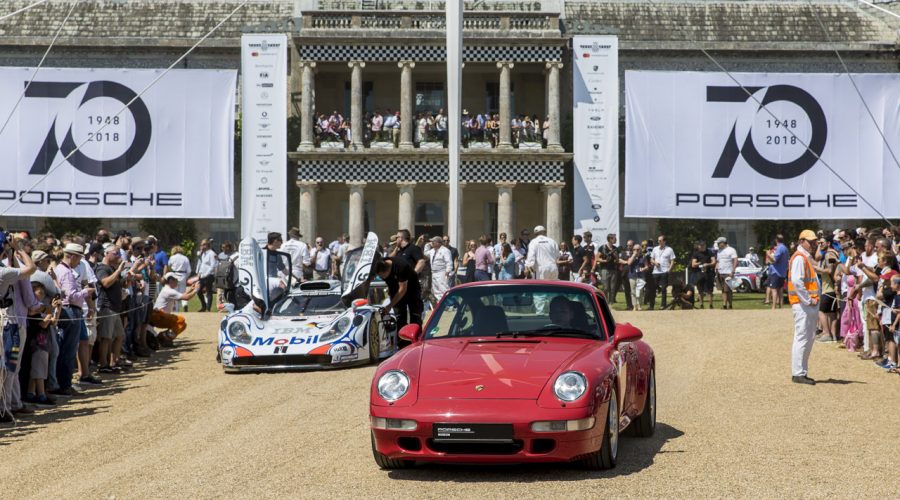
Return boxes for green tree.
[655,219,721,270]
[751,220,808,250]
[40,218,102,238]
[138,219,196,250]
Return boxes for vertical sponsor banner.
[241,34,287,242]
[573,36,619,238]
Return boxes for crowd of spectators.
[313,108,550,149]
[0,227,230,422]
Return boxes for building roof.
[563,1,899,50]
[0,0,293,48]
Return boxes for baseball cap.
[31,250,49,262]
[533,225,546,233]
[798,229,817,241]
[714,237,727,244]
[163,272,178,281]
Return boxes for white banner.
[241,34,288,243]
[625,71,900,220]
[573,36,619,237]
[0,67,235,218]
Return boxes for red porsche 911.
[369,281,656,470]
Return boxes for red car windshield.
[424,285,605,340]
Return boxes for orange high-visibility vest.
[787,251,820,306]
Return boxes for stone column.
[545,62,563,151]
[348,60,365,149]
[497,61,514,149]
[397,181,416,232]
[347,181,367,249]
[297,61,317,151]
[496,182,516,238]
[298,181,319,241]
[543,181,565,243]
[398,60,415,149]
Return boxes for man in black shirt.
[375,257,423,328]
[94,245,128,372]
[617,240,634,310]
[580,231,596,282]
[596,233,620,304]
[442,235,460,285]
[392,229,426,275]
[690,240,716,309]
[570,234,584,282]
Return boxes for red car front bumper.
[371,398,608,464]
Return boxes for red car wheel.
[583,386,618,470]
[371,431,413,470]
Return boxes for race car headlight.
[228,322,251,344]
[377,370,409,402]
[554,371,587,402]
[320,316,352,342]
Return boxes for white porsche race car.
[217,232,399,372]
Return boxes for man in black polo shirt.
[375,256,423,328]
[391,229,426,275]
[94,245,127,372]
[570,234,584,282]
[596,233,620,304]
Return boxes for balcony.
[297,8,561,40]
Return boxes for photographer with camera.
[1,230,39,420]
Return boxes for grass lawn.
[607,289,781,312]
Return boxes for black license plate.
[432,423,514,443]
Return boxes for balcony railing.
[302,10,560,32]
[316,1,558,12]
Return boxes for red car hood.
[417,338,588,400]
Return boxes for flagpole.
[446,0,462,250]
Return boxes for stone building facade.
[1,0,898,253]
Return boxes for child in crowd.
[842,274,863,352]
[25,282,61,406]
[889,275,900,374]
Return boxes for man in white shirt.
[788,230,821,385]
[196,239,218,312]
[525,225,559,314]
[714,236,738,309]
[280,227,311,283]
[310,238,335,280]
[150,273,199,344]
[745,247,760,267]
[165,246,191,312]
[650,235,676,310]
[425,236,453,302]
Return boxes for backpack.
[214,258,235,291]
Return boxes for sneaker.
[79,375,103,385]
[50,387,80,397]
[881,361,897,371]
[98,366,120,374]
[34,395,56,406]
[875,358,891,368]
[792,375,816,385]
[816,336,836,343]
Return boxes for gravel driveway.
[1,309,894,498]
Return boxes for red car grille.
[426,439,524,455]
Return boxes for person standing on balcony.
[371,110,383,142]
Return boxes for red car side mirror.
[613,323,643,344]
[399,324,422,343]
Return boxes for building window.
[485,82,514,115]
[414,202,444,239]
[415,82,444,113]
[484,202,498,242]
[343,81,374,117]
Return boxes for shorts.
[819,292,837,313]
[864,300,880,332]
[695,277,714,295]
[98,310,125,340]
[30,349,49,379]
[766,274,785,289]
[715,274,732,292]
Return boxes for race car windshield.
[424,285,606,341]
[273,295,343,316]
